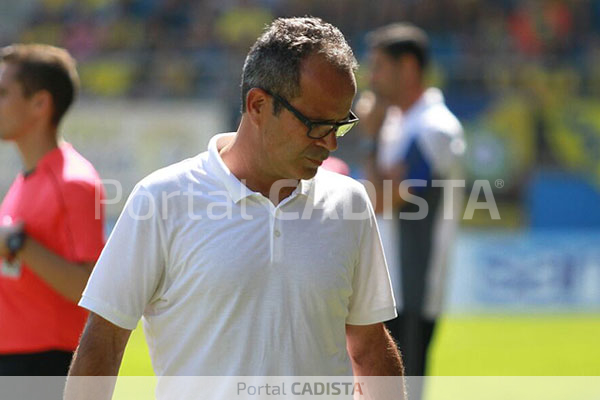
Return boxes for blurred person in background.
[0,44,105,376]
[66,17,403,399]
[322,155,351,175]
[359,22,465,382]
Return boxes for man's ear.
[245,88,271,126]
[30,90,53,122]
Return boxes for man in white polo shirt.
[66,16,403,397]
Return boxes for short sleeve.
[61,180,106,262]
[346,190,397,325]
[79,184,167,330]
[418,128,465,177]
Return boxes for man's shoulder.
[47,144,102,193]
[136,151,211,195]
[417,90,463,137]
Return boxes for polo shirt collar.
[296,174,315,199]
[206,133,315,203]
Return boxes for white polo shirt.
[80,133,396,376]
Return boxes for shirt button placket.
[272,209,283,263]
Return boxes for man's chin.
[299,165,319,180]
[283,163,320,182]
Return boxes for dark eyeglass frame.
[259,88,359,139]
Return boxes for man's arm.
[346,322,403,376]
[0,224,94,303]
[356,90,389,138]
[347,323,406,399]
[364,155,409,214]
[64,313,132,400]
[357,91,410,214]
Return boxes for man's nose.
[316,130,338,152]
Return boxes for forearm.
[358,90,386,213]
[364,155,408,214]
[65,344,122,400]
[18,237,93,303]
[68,339,125,376]
[65,314,131,400]
[356,90,389,137]
[363,153,386,214]
[347,324,406,399]
[69,313,131,376]
[350,328,404,376]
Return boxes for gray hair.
[240,17,358,114]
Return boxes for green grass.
[113,325,155,399]
[119,324,153,376]
[429,313,600,376]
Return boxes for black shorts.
[0,350,73,376]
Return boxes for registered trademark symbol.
[495,179,504,189]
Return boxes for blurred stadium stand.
[2,0,600,229]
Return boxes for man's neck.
[219,128,298,205]
[15,127,59,172]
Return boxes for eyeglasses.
[259,88,359,139]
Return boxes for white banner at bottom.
[3,376,599,400]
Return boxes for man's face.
[368,49,405,100]
[0,63,33,141]
[261,55,356,181]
